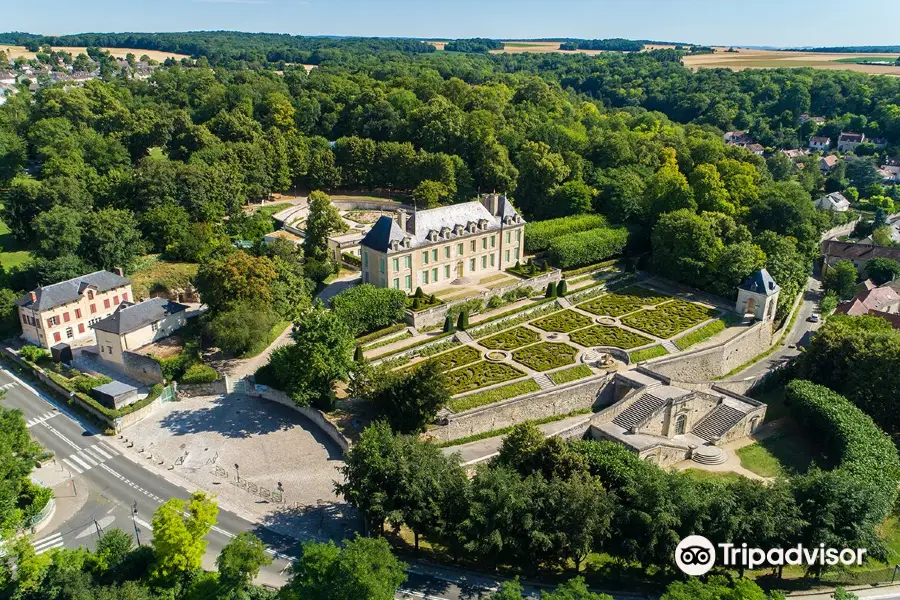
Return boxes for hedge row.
[547,227,630,269]
[524,214,608,253]
[786,380,900,527]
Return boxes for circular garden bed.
[485,351,508,362]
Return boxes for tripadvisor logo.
[675,535,867,576]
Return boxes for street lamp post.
[234,463,240,483]
[131,501,142,547]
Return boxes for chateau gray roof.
[361,199,524,254]
[739,269,779,296]
[15,270,131,312]
[91,298,189,335]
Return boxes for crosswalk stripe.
[81,447,103,462]
[35,540,65,555]
[68,454,92,470]
[89,444,112,460]
[77,451,98,466]
[62,458,83,474]
[98,442,119,456]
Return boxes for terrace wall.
[425,373,616,443]
[640,320,774,382]
[406,269,562,329]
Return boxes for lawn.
[427,345,482,372]
[512,342,578,372]
[621,299,718,339]
[479,326,540,351]
[254,202,295,218]
[128,255,199,300]
[736,431,816,478]
[445,361,526,395]
[0,212,32,271]
[569,325,652,349]
[628,345,669,363]
[530,309,594,333]
[577,286,669,317]
[447,379,541,412]
[674,316,738,350]
[682,469,748,484]
[548,365,593,385]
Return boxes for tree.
[542,577,614,600]
[647,148,695,218]
[330,284,408,336]
[651,209,723,286]
[661,576,774,600]
[550,180,597,217]
[515,140,570,219]
[411,180,450,208]
[79,208,146,272]
[303,191,348,263]
[872,225,894,247]
[823,259,858,300]
[206,301,280,356]
[32,204,83,259]
[282,536,406,600]
[95,528,134,572]
[846,157,881,191]
[195,251,279,314]
[150,491,218,583]
[216,532,272,598]
[267,305,355,408]
[864,257,900,284]
[372,361,450,434]
[547,474,613,572]
[709,242,767,299]
[690,163,733,214]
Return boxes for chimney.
[113,267,124,277]
[482,193,500,216]
[395,209,409,233]
[29,291,37,303]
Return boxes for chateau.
[359,194,526,291]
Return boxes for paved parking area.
[122,393,353,541]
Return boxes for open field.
[427,40,676,56]
[0,45,188,62]
[682,47,900,74]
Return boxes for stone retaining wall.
[406,269,562,330]
[248,386,351,453]
[176,377,231,398]
[641,320,774,383]
[425,373,616,443]
[121,351,165,384]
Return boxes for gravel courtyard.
[122,393,354,541]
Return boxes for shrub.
[331,284,408,336]
[181,363,219,385]
[425,345,481,372]
[207,301,280,356]
[20,345,50,364]
[72,374,113,395]
[487,295,504,309]
[443,314,455,333]
[530,309,593,333]
[525,214,609,253]
[511,342,578,372]
[556,280,568,297]
[355,323,407,346]
[414,287,425,298]
[480,326,541,351]
[547,226,630,269]
[545,282,556,298]
[444,361,526,394]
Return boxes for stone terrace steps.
[692,445,728,465]
[533,373,553,390]
[691,404,746,442]
[661,339,680,354]
[612,393,667,430]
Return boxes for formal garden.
[511,342,578,372]
[530,309,595,333]
[479,326,541,350]
[426,345,482,372]
[577,286,669,317]
[445,361,527,394]
[568,324,652,349]
[622,298,720,338]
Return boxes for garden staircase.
[661,339,680,354]
[533,373,553,390]
[612,392,667,431]
[691,404,746,442]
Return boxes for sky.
[5,0,898,48]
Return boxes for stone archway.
[743,297,757,317]
[674,413,687,436]
[749,416,760,433]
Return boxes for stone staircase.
[691,404,746,442]
[533,373,553,390]
[455,331,474,344]
[612,393,667,430]
[557,297,573,309]
[661,339,680,354]
[691,445,728,465]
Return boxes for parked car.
[808,313,820,323]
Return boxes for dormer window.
[479,219,489,231]
[428,230,438,242]
[441,227,451,239]
[402,237,411,248]
[468,222,477,234]
[87,290,94,300]
[454,224,464,236]
[390,240,399,251]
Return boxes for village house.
[837,131,866,153]
[835,282,900,318]
[814,192,851,212]
[878,165,900,184]
[746,143,765,156]
[799,114,826,125]
[724,131,754,147]
[821,239,900,275]
[90,298,190,366]
[359,194,525,292]
[819,155,839,173]
[809,136,831,151]
[15,270,133,349]
[781,149,807,161]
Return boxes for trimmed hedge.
[786,380,900,506]
[525,214,608,253]
[355,322,407,346]
[181,363,219,384]
[547,227,629,269]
